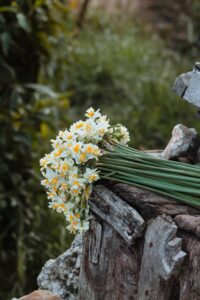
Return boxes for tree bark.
[78,184,200,300]
[77,0,91,28]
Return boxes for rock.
[162,124,200,161]
[15,290,63,300]
[182,62,200,109]
[37,234,83,300]
[173,62,200,109]
[172,71,192,98]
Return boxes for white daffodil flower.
[40,107,129,234]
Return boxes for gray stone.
[173,62,200,109]
[184,63,200,108]
[162,124,200,161]
[37,234,83,300]
[172,71,192,98]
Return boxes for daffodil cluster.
[40,107,130,234]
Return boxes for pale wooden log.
[78,184,200,299]
[138,215,186,300]
[78,216,141,300]
[89,185,145,246]
[88,220,102,264]
[174,214,200,238]
[114,183,200,218]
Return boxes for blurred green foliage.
[0,1,73,299]
[46,13,200,149]
[1,1,200,299]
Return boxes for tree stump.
[78,183,200,300]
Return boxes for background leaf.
[16,13,31,32]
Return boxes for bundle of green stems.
[96,143,200,209]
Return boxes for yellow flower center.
[73,180,80,187]
[85,123,92,132]
[71,220,78,227]
[86,146,94,154]
[69,215,74,221]
[99,128,105,136]
[60,172,66,177]
[79,152,86,162]
[89,174,98,182]
[51,178,58,184]
[62,163,69,171]
[54,149,62,157]
[52,203,59,209]
[73,144,80,153]
[71,188,79,195]
[86,108,95,117]
[67,133,73,140]
[68,143,72,148]
[75,122,84,129]
[61,183,68,190]
[47,192,55,198]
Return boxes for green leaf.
[0,13,5,28]
[16,13,31,32]
[34,0,46,9]
[0,6,17,13]
[0,61,16,84]
[1,32,11,55]
[25,83,58,98]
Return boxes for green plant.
[0,1,73,299]
[46,13,199,150]
[99,143,200,208]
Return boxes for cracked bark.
[78,184,200,300]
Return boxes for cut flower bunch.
[40,108,200,234]
[40,107,129,233]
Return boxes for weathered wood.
[78,216,142,300]
[114,183,200,219]
[78,183,200,300]
[138,215,186,300]
[175,214,200,238]
[89,185,145,246]
[89,219,102,264]
[179,233,200,300]
[78,63,200,297]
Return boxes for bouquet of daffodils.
[40,108,129,233]
[40,108,200,234]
